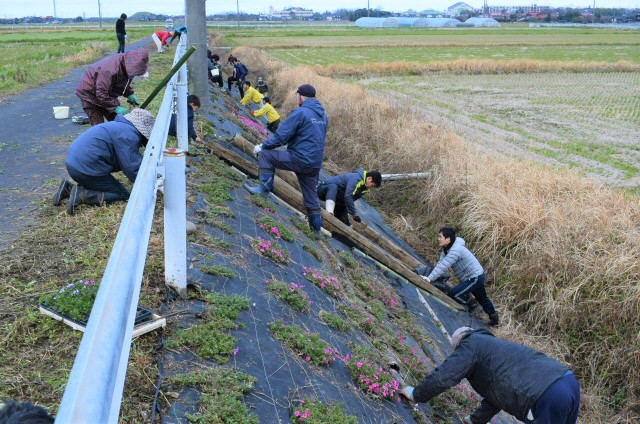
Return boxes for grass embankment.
[0,45,174,421]
[0,29,150,98]
[234,45,640,422]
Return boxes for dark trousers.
[317,182,349,224]
[267,119,280,133]
[258,149,320,215]
[67,165,130,203]
[227,76,244,98]
[116,33,125,53]
[80,100,116,126]
[449,273,496,315]
[210,74,223,87]
[528,371,580,424]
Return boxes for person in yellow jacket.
[250,96,281,132]
[240,81,264,107]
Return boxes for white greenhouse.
[464,17,501,27]
[423,18,461,27]
[355,17,400,28]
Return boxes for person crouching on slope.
[317,168,381,226]
[250,96,280,133]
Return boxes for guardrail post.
[176,37,189,152]
[163,148,187,298]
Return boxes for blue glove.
[127,94,140,106]
[114,106,130,115]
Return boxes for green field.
[0,29,150,96]
[268,44,640,64]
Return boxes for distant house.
[419,9,443,17]
[448,2,475,16]
[525,11,547,20]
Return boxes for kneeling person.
[317,168,381,226]
[53,109,155,215]
[250,96,280,133]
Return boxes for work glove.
[124,34,128,40]
[352,215,361,223]
[253,144,262,157]
[127,94,140,106]
[420,276,431,283]
[462,416,473,424]
[400,386,415,401]
[249,111,254,115]
[114,106,130,115]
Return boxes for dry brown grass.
[320,59,640,76]
[60,41,111,65]
[236,46,640,422]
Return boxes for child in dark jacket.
[168,94,201,142]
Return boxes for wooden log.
[206,139,463,311]
[232,133,423,269]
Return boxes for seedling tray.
[39,303,166,338]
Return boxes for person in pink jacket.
[152,30,173,53]
[75,48,148,126]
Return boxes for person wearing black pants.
[115,13,127,53]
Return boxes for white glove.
[420,276,431,283]
[463,416,473,424]
[400,386,415,401]
[124,34,128,40]
[253,144,262,157]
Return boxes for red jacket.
[76,48,148,111]
[154,30,172,46]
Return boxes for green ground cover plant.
[303,243,322,261]
[200,263,237,278]
[169,367,258,424]
[318,310,350,332]
[291,398,357,423]
[252,237,291,264]
[168,293,249,364]
[269,320,337,366]
[40,279,98,322]
[292,216,316,239]
[256,215,294,241]
[265,279,312,313]
[302,267,344,299]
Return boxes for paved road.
[0,38,151,250]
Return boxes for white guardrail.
[54,36,190,423]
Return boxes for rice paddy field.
[223,25,640,188]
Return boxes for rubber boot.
[53,179,74,206]
[489,313,500,326]
[308,213,323,240]
[67,185,105,215]
[244,171,274,197]
[466,297,481,313]
[325,199,336,214]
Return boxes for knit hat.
[296,84,316,98]
[124,108,155,139]
[450,327,473,349]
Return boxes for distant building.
[268,6,314,20]
[487,4,548,13]
[448,2,475,16]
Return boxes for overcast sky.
[1,0,638,19]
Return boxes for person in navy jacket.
[245,84,328,238]
[53,109,155,215]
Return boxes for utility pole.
[53,0,57,18]
[185,0,208,105]
[367,0,370,17]
[592,0,596,24]
[236,0,240,28]
[98,0,102,28]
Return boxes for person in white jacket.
[422,227,499,326]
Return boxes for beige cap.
[124,108,155,139]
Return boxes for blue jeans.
[527,371,580,424]
[449,273,496,315]
[67,165,130,204]
[258,149,321,215]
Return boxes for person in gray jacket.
[317,168,382,226]
[401,327,580,424]
[422,227,498,325]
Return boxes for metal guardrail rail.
[54,36,190,423]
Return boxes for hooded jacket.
[66,115,144,183]
[323,168,370,215]
[413,329,570,423]
[262,98,328,169]
[76,48,148,112]
[240,86,264,106]
[427,237,483,283]
[253,103,280,124]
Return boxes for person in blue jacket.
[52,108,155,215]
[245,84,329,239]
[401,327,580,424]
[420,226,499,325]
[317,168,382,226]
[227,57,247,98]
[168,94,201,142]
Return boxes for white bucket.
[53,106,70,119]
